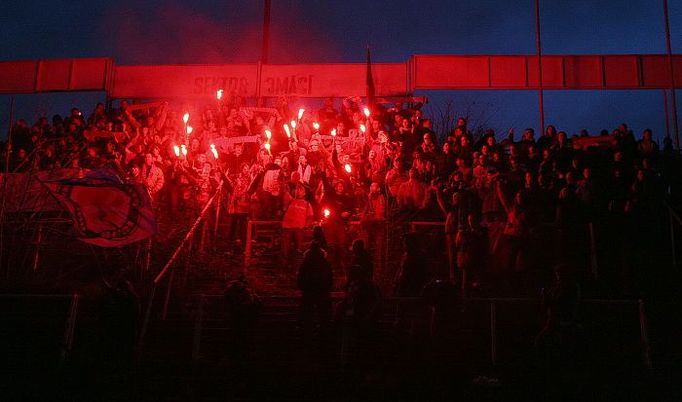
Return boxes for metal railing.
[137,182,223,354]
[137,198,667,363]
[243,219,443,262]
[189,294,651,371]
[0,292,651,372]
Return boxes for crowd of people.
[3,93,680,297]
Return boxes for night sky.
[1,0,680,140]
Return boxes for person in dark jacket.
[338,267,381,368]
[395,232,429,297]
[224,275,261,370]
[311,225,328,251]
[92,272,139,400]
[297,240,334,331]
[346,239,373,288]
[536,263,582,348]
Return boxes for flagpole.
[1,96,15,277]
[261,0,271,64]
[258,0,271,104]
[4,96,15,174]
[663,0,679,150]
[366,46,376,115]
[535,0,545,136]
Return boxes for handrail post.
[161,270,175,321]
[393,298,403,327]
[383,220,389,285]
[245,220,253,266]
[214,191,222,244]
[490,301,497,366]
[429,306,437,338]
[60,293,79,364]
[137,283,157,358]
[588,222,599,280]
[144,238,152,279]
[638,299,653,372]
[182,234,193,289]
[670,211,677,267]
[198,219,207,256]
[192,295,205,366]
[32,224,43,272]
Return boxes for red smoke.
[101,1,341,64]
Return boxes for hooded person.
[346,239,373,288]
[224,274,261,369]
[297,240,334,330]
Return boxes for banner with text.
[112,63,407,99]
[259,63,407,98]
[113,64,258,98]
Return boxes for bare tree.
[424,96,498,144]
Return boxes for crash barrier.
[244,219,365,265]
[0,293,651,372]
[190,295,651,370]
[243,220,442,264]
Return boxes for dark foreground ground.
[1,232,681,401]
[2,276,682,401]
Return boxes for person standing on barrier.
[224,275,261,372]
[281,183,314,264]
[311,225,329,251]
[423,279,461,341]
[94,270,139,400]
[435,183,463,282]
[495,175,530,294]
[297,240,334,333]
[455,213,487,296]
[338,263,380,369]
[347,239,373,288]
[395,232,429,297]
[393,232,430,337]
[535,264,583,383]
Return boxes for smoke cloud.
[100,1,342,64]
